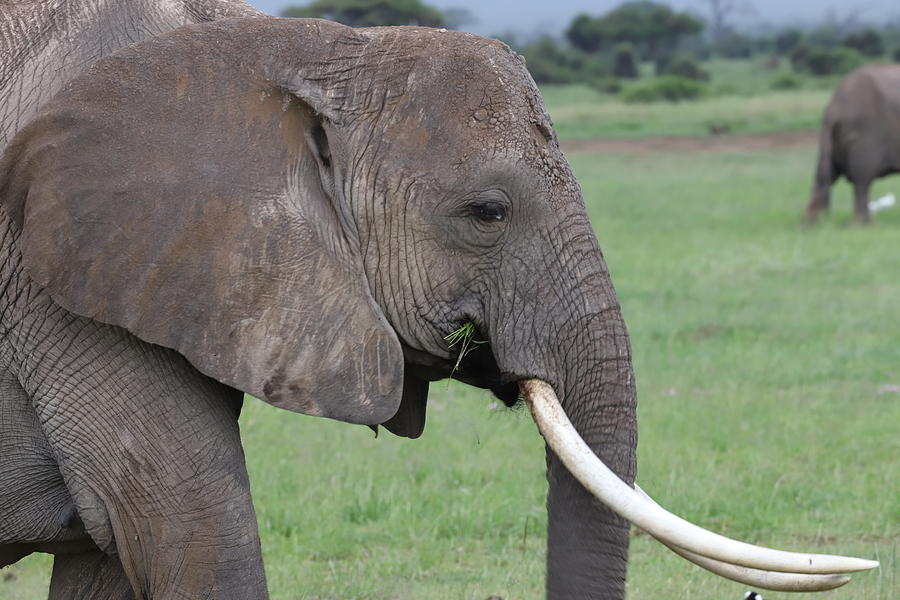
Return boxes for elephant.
[804,63,900,223]
[0,2,879,598]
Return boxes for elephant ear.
[0,19,408,425]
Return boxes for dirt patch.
[560,129,818,155]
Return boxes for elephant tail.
[815,121,838,186]
[804,121,838,221]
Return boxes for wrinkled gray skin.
[804,63,900,223]
[0,0,263,148]
[0,2,636,599]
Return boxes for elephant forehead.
[362,30,572,191]
[416,36,549,127]
[360,27,552,132]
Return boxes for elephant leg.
[14,312,269,599]
[49,550,134,600]
[0,365,93,559]
[852,179,871,223]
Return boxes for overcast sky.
[248,1,898,37]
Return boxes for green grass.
[445,321,486,375]
[540,58,841,139]
[577,148,900,598]
[701,58,842,96]
[2,146,898,599]
[542,84,830,139]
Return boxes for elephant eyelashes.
[449,198,509,249]
[310,123,331,169]
[306,121,334,198]
[469,201,506,222]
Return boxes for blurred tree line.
[280,0,473,29]
[512,1,900,103]
[279,0,900,103]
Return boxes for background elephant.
[804,63,900,223]
[0,3,877,599]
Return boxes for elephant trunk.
[541,269,637,599]
[499,217,877,596]
[507,229,878,596]
[486,217,638,598]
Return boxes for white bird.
[869,193,896,213]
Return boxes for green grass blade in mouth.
[444,322,486,376]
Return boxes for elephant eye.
[469,201,507,223]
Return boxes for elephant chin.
[399,340,517,398]
[518,379,879,593]
[379,371,429,439]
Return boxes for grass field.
[541,58,842,139]
[541,84,831,140]
[2,97,898,598]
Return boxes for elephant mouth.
[380,338,515,440]
[399,332,519,406]
[449,339,520,405]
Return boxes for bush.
[791,44,865,76]
[622,75,706,103]
[843,29,883,57]
[788,43,812,70]
[706,120,732,135]
[655,53,709,80]
[611,42,639,79]
[589,77,623,94]
[565,50,609,82]
[762,55,781,70]
[280,0,444,27]
[711,82,738,96]
[895,47,900,62]
[808,25,841,48]
[519,37,608,84]
[804,46,865,76]
[519,53,578,85]
[770,73,801,90]
[714,33,755,59]
[774,29,803,55]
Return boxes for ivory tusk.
[651,536,851,591]
[520,379,879,576]
[633,485,851,592]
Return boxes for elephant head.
[0,17,877,598]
